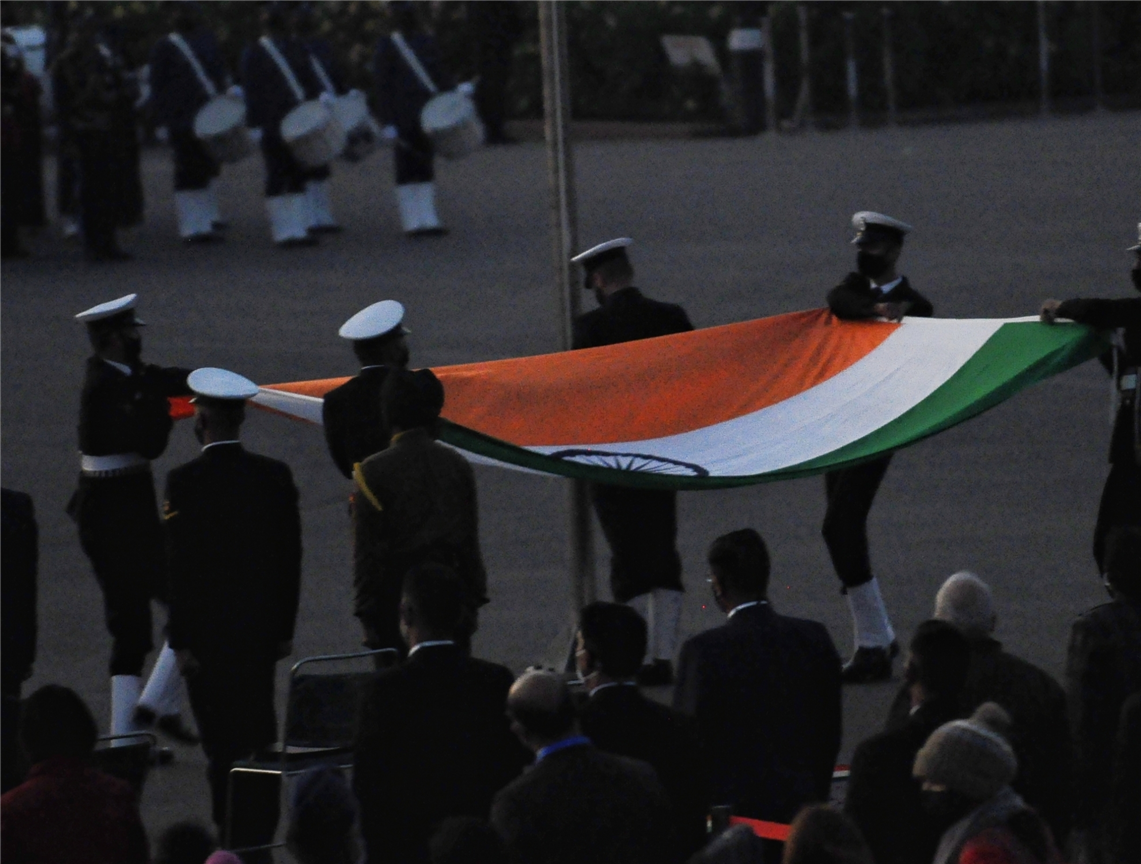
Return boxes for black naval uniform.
[2,488,37,794]
[1055,295,1141,571]
[572,287,694,603]
[374,30,450,186]
[322,366,393,480]
[241,35,321,198]
[823,274,934,590]
[70,358,191,676]
[149,30,227,195]
[164,442,301,834]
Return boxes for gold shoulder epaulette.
[352,462,383,512]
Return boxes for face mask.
[1131,268,1141,293]
[857,250,891,280]
[921,788,975,826]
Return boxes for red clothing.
[0,756,149,864]
[959,825,1062,864]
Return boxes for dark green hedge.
[6,1,1138,124]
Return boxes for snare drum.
[331,89,384,163]
[193,95,253,164]
[281,100,346,168]
[420,91,484,160]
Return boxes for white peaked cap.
[851,212,913,243]
[76,294,144,325]
[571,237,633,265]
[188,367,260,401]
[338,300,409,341]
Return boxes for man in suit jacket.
[164,368,302,841]
[1,488,37,793]
[884,571,1074,846]
[322,300,410,479]
[824,212,934,683]
[575,601,708,857]
[673,528,841,823]
[353,368,487,653]
[571,237,694,686]
[491,670,676,864]
[1066,527,1141,864]
[354,564,528,864]
[845,620,970,864]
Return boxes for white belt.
[80,453,150,476]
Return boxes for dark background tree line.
[3,1,1139,126]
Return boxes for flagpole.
[539,0,596,620]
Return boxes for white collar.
[202,440,241,452]
[589,681,637,696]
[103,358,132,376]
[871,276,903,294]
[408,640,455,657]
[727,600,767,619]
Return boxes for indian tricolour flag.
[183,309,1102,490]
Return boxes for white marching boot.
[396,182,446,236]
[110,674,143,745]
[846,577,896,649]
[138,642,181,717]
[205,180,225,230]
[174,189,217,242]
[648,588,684,663]
[266,194,315,247]
[305,180,341,233]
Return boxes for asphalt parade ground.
[2,110,1139,841]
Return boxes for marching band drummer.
[148,2,229,244]
[374,2,452,238]
[293,2,344,235]
[241,1,322,248]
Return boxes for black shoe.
[841,641,899,684]
[184,231,222,245]
[212,220,230,232]
[87,247,133,262]
[636,659,674,687]
[309,223,343,235]
[278,235,319,248]
[156,713,201,745]
[406,226,449,238]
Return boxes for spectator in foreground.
[914,702,1061,864]
[1066,526,1141,864]
[430,816,506,864]
[576,601,708,857]
[154,821,215,864]
[0,685,148,864]
[491,670,675,864]
[673,528,841,823]
[846,620,970,864]
[354,563,527,864]
[783,805,873,864]
[1,488,37,793]
[287,767,360,864]
[884,571,1073,844]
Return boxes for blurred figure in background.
[783,806,874,864]
[466,2,521,145]
[293,2,344,234]
[1,30,46,258]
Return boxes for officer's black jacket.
[78,358,191,458]
[1,488,37,692]
[572,286,693,350]
[164,444,301,664]
[1057,296,1141,466]
[826,273,934,321]
[322,366,392,479]
[148,30,228,129]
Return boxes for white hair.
[934,571,995,637]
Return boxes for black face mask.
[921,788,976,828]
[856,250,891,280]
[1131,268,1141,293]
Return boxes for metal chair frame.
[223,647,397,853]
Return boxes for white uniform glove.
[249,127,264,144]
[227,84,244,100]
[457,80,476,97]
[319,91,336,106]
[381,125,398,142]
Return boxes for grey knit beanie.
[913,702,1017,800]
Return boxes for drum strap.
[391,32,439,95]
[168,33,218,99]
[309,53,337,96]
[259,36,306,104]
